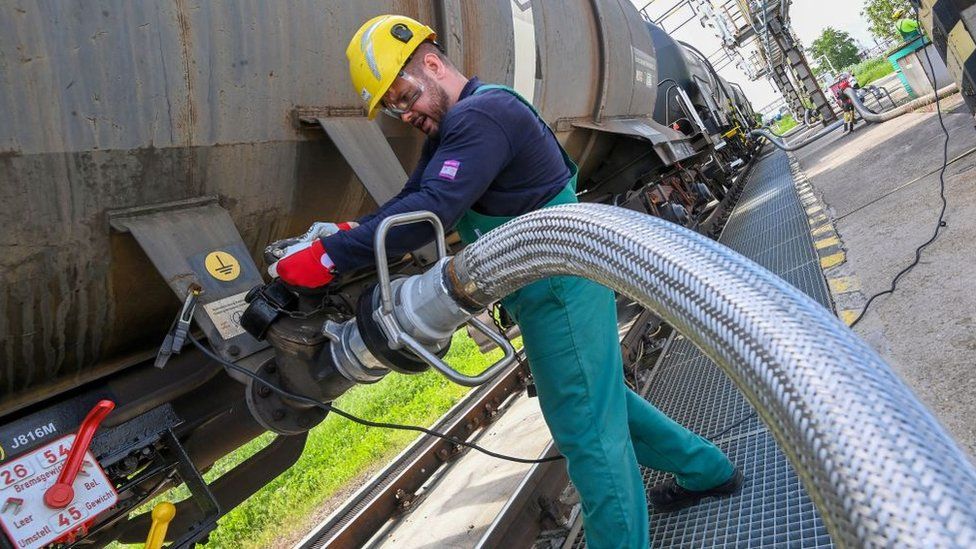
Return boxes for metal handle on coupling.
[375,211,448,314]
[373,212,517,387]
[399,316,517,387]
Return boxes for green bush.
[770,113,798,135]
[849,56,895,86]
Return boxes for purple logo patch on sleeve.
[439,159,461,180]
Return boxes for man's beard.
[419,75,449,137]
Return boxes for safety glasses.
[381,72,425,119]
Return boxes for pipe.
[750,120,844,151]
[418,204,976,546]
[845,83,957,123]
[588,0,609,123]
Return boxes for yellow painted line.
[820,252,845,269]
[811,224,832,236]
[815,236,840,249]
[805,205,823,216]
[828,276,860,293]
[810,213,828,225]
[840,309,859,326]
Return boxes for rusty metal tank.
[0,0,661,416]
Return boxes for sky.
[635,0,878,112]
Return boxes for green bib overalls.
[455,85,734,548]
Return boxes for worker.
[893,8,922,42]
[830,72,856,134]
[829,73,858,134]
[268,15,742,547]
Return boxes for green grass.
[113,330,516,548]
[850,56,895,86]
[769,113,798,135]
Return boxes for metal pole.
[816,55,836,75]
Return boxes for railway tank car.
[0,1,759,546]
[648,21,727,136]
[646,21,757,166]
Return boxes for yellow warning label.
[205,251,241,282]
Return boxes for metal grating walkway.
[572,149,835,548]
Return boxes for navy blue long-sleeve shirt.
[324,78,571,272]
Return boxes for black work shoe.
[648,468,744,513]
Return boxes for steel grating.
[571,149,835,548]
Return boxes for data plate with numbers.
[0,435,117,548]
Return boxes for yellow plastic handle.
[144,502,176,549]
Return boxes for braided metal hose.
[845,83,957,124]
[447,203,976,547]
[749,120,844,151]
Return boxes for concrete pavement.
[792,93,976,458]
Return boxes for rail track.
[295,353,534,549]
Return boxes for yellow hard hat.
[346,15,437,120]
[892,8,906,20]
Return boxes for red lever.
[43,400,115,509]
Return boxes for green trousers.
[502,275,734,548]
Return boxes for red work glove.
[267,239,336,288]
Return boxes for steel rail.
[295,356,531,549]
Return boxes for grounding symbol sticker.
[204,251,241,282]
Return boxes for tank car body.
[0,0,693,418]
[648,22,723,134]
[647,22,754,139]
[0,1,759,545]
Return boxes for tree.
[862,0,913,42]
[809,27,862,75]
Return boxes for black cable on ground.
[835,144,976,222]
[187,333,564,464]
[849,17,951,328]
[705,411,758,442]
[190,322,750,464]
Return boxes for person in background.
[829,73,858,134]
[893,8,922,42]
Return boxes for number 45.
[58,506,83,527]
